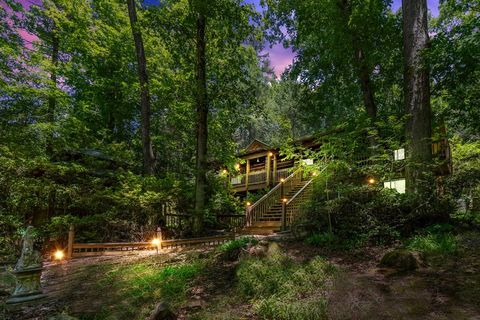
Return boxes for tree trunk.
[193,12,208,235]
[46,31,58,156]
[402,0,432,193]
[127,0,155,175]
[338,0,377,121]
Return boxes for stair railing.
[246,168,303,226]
[284,179,314,228]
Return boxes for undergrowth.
[95,258,202,319]
[217,237,257,253]
[406,224,457,255]
[236,252,336,320]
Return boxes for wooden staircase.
[241,169,313,235]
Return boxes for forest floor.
[1,230,480,320]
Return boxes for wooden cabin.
[230,134,452,195]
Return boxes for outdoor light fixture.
[282,198,288,203]
[312,171,318,176]
[280,178,285,183]
[152,238,161,254]
[368,177,376,184]
[268,152,273,157]
[222,169,228,175]
[235,164,240,170]
[53,250,64,261]
[246,201,251,206]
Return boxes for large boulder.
[379,249,419,271]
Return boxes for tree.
[127,0,156,175]
[402,0,432,192]
[191,0,208,234]
[265,0,402,130]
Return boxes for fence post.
[156,227,162,249]
[67,224,74,260]
[281,200,287,231]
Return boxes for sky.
[12,0,440,77]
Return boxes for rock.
[247,244,267,257]
[379,249,419,271]
[148,302,176,320]
[186,300,205,309]
[267,242,281,256]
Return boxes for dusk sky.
[13,0,440,77]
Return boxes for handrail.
[246,168,302,226]
[286,179,313,205]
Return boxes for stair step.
[252,221,282,227]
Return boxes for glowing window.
[394,148,405,161]
[384,179,406,194]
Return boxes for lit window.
[302,159,314,165]
[384,179,406,194]
[394,148,405,161]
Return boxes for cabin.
[229,133,452,235]
[230,134,452,195]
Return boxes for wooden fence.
[65,225,235,258]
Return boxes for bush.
[236,253,336,319]
[406,224,457,255]
[217,237,257,253]
[304,232,334,247]
[302,177,455,248]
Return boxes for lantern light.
[368,177,376,184]
[222,169,228,175]
[268,152,273,157]
[246,201,251,206]
[280,178,285,183]
[312,171,318,176]
[282,198,288,203]
[235,164,240,170]
[152,238,161,246]
[53,250,64,261]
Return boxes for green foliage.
[236,254,336,319]
[217,237,257,253]
[98,259,202,317]
[304,232,334,247]
[406,224,457,255]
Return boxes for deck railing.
[285,179,313,227]
[230,167,292,188]
[246,168,303,226]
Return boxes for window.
[394,148,405,161]
[302,159,314,165]
[384,179,406,194]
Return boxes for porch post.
[266,152,271,187]
[245,159,250,192]
[273,154,277,184]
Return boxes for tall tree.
[402,0,432,192]
[192,0,208,234]
[127,0,155,175]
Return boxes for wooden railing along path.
[65,226,235,258]
[284,179,313,227]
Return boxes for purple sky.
[11,0,440,77]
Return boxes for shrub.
[217,237,257,253]
[236,253,336,319]
[406,224,457,255]
[304,232,334,247]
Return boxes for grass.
[236,252,336,320]
[216,237,257,253]
[304,232,334,247]
[93,258,202,319]
[406,224,457,255]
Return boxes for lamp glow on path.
[53,250,64,261]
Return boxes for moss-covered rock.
[379,249,419,271]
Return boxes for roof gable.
[244,139,271,153]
